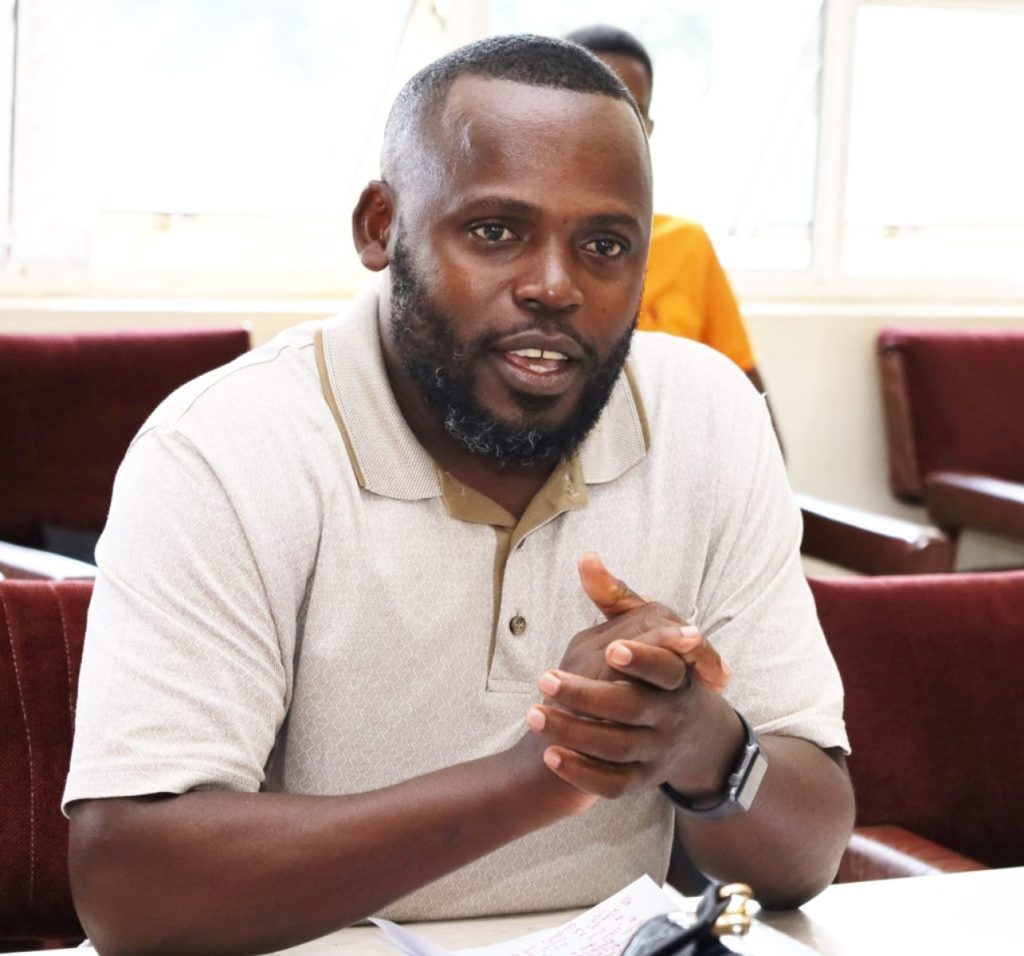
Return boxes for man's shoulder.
[134,315,350,448]
[630,327,746,388]
[627,330,764,441]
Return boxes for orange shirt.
[638,214,756,372]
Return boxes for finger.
[538,669,660,726]
[577,552,647,620]
[526,705,658,764]
[607,624,732,694]
[672,627,731,693]
[542,746,646,800]
[603,634,690,691]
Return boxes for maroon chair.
[878,328,1024,546]
[0,579,92,949]
[798,493,955,577]
[0,328,249,574]
[809,572,1024,881]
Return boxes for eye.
[471,223,517,242]
[583,237,628,258]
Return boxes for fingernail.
[526,707,546,731]
[722,659,732,677]
[679,625,700,639]
[609,643,632,665]
[538,671,561,696]
[543,749,562,770]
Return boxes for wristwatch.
[659,709,768,820]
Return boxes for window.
[1,0,1022,299]
[490,0,824,271]
[2,0,464,296]
[843,2,1024,278]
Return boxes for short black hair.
[564,24,654,85]
[382,34,638,186]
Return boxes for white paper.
[371,874,677,956]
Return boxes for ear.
[352,180,396,272]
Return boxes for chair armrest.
[797,493,956,576]
[836,825,988,882]
[0,540,98,580]
[924,471,1024,541]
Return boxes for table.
[759,865,1024,954]
[274,867,1024,954]
[16,867,1023,954]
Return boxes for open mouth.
[503,347,571,375]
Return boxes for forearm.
[69,741,579,956]
[673,735,854,908]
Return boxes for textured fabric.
[809,572,1024,869]
[64,284,846,921]
[638,215,756,372]
[0,328,250,543]
[877,328,1024,486]
[0,580,91,945]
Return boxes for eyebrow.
[457,197,645,234]
[582,212,646,234]
[458,196,539,218]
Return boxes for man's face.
[383,77,652,466]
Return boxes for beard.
[388,237,636,467]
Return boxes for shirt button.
[509,615,527,636]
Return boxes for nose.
[512,239,583,315]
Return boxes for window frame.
[0,0,1021,303]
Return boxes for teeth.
[528,363,552,373]
[510,348,568,360]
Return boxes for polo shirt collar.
[316,280,650,503]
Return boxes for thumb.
[578,552,647,620]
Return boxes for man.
[64,36,852,956]
[565,25,777,407]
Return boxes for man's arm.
[68,738,589,956]
[527,555,854,909]
[673,735,853,908]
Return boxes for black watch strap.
[659,710,768,820]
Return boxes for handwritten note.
[371,875,676,956]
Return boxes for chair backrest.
[878,328,1024,502]
[0,328,250,546]
[809,572,1024,868]
[0,579,92,946]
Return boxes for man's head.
[564,25,654,135]
[353,35,653,467]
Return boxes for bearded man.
[64,35,853,956]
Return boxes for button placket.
[488,538,541,691]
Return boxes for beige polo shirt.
[64,282,847,921]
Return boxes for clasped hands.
[525,552,736,812]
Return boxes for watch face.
[736,750,769,812]
[660,711,767,819]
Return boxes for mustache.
[470,319,599,364]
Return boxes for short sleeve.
[697,386,848,752]
[62,428,290,812]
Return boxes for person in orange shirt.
[566,25,775,415]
